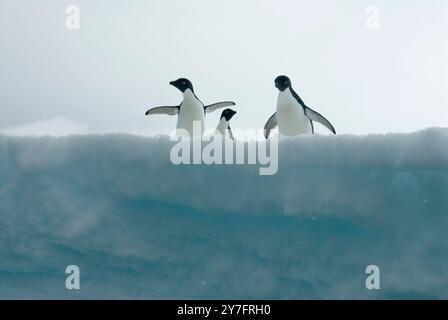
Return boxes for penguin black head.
[220,108,237,121]
[169,78,194,93]
[275,75,292,92]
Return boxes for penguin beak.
[169,81,180,90]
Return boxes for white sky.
[0,0,447,135]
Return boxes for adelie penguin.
[264,75,336,138]
[215,108,237,140]
[145,78,236,137]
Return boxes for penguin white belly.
[215,118,227,136]
[176,90,205,137]
[276,90,312,136]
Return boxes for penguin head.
[170,78,194,93]
[275,75,291,92]
[220,108,237,121]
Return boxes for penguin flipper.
[264,113,278,139]
[204,101,236,113]
[305,107,336,134]
[145,106,179,116]
[227,124,235,141]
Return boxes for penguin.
[145,78,236,137]
[264,75,336,138]
[216,108,237,140]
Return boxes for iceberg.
[0,128,447,299]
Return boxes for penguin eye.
[284,81,289,86]
[182,81,186,86]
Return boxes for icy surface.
[0,128,447,299]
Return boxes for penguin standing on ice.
[215,108,237,140]
[145,78,235,137]
[264,75,336,138]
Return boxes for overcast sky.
[0,0,447,136]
